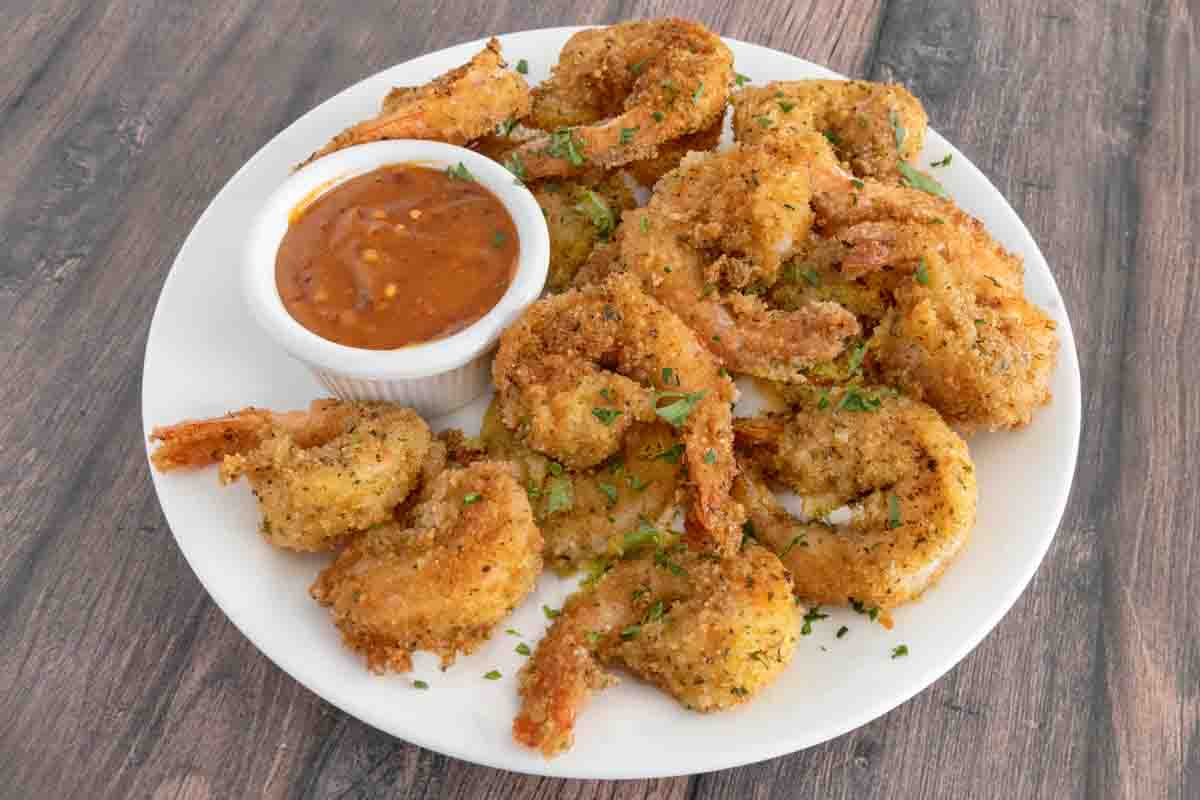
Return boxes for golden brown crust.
[310,461,543,672]
[514,542,797,757]
[299,39,531,167]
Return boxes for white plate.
[142,28,1082,779]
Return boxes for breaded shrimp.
[510,19,733,180]
[151,401,432,551]
[624,115,724,188]
[615,138,860,381]
[733,79,928,183]
[149,399,357,471]
[492,273,744,555]
[300,39,531,167]
[809,179,1058,429]
[480,398,685,572]
[513,541,798,757]
[311,461,542,672]
[733,387,976,608]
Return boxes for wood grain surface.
[1,1,1195,798]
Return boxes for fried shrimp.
[480,399,685,572]
[300,39,531,167]
[151,401,432,551]
[615,137,860,380]
[492,273,744,554]
[808,180,1058,429]
[513,541,798,757]
[310,461,542,672]
[732,79,928,183]
[623,115,724,188]
[733,387,976,609]
[510,19,734,180]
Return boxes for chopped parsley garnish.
[483,670,502,680]
[654,390,707,427]
[505,628,521,636]
[640,215,651,233]
[515,643,531,656]
[625,473,648,491]
[755,115,773,128]
[654,548,687,576]
[778,100,795,113]
[592,407,623,426]
[652,111,665,122]
[576,189,615,239]
[620,624,641,640]
[462,492,481,506]
[586,630,601,644]
[629,60,645,74]
[598,482,618,505]
[802,268,820,287]
[623,520,662,552]
[661,367,680,386]
[741,520,758,546]
[413,679,430,689]
[545,128,586,165]
[836,626,849,639]
[931,153,952,168]
[446,162,474,181]
[780,534,807,557]
[496,117,518,136]
[847,342,867,375]
[692,82,705,103]
[548,462,564,476]
[914,257,930,285]
[492,230,507,249]
[515,58,529,74]
[837,387,884,412]
[545,476,573,514]
[891,644,909,659]
[504,152,527,184]
[898,161,948,197]
[890,109,906,151]
[655,443,685,464]
[800,606,829,636]
[734,73,751,86]
[543,605,561,620]
[818,390,831,410]
[888,494,902,529]
[703,449,717,465]
[619,126,638,145]
[850,598,881,621]
[851,178,865,189]
[644,599,666,623]
[823,130,840,145]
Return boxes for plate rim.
[142,25,1083,779]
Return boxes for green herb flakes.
[413,680,429,689]
[446,162,474,181]
[462,492,481,506]
[891,644,909,659]
[576,189,615,239]
[592,407,623,426]
[898,161,948,197]
[515,643,531,656]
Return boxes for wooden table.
[3,2,1195,797]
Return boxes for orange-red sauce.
[276,163,518,349]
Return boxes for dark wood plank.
[0,0,1194,798]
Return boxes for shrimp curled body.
[310,461,543,672]
[615,137,861,381]
[150,401,432,552]
[492,273,744,555]
[513,542,798,757]
[512,19,734,180]
[301,39,531,167]
[734,388,977,609]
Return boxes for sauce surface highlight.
[276,163,518,349]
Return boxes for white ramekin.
[243,140,550,418]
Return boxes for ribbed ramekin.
[242,140,550,418]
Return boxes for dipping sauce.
[276,163,518,349]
